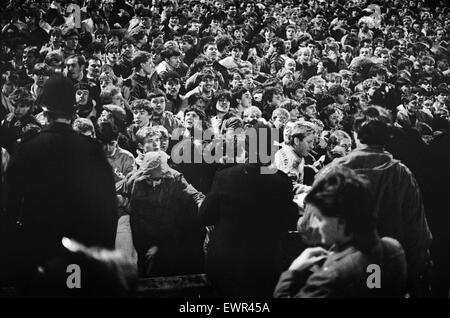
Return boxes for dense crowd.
[0,0,449,298]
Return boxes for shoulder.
[117,147,135,159]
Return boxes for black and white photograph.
[0,0,449,304]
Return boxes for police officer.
[1,74,118,294]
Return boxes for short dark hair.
[305,165,376,251]
[353,106,392,146]
[130,99,152,114]
[132,51,152,69]
[65,54,86,67]
[298,97,317,111]
[147,89,166,101]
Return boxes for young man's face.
[303,104,317,118]
[242,75,254,90]
[231,48,242,60]
[204,44,218,60]
[314,82,327,95]
[169,16,179,27]
[64,36,79,50]
[328,110,342,128]
[181,41,193,53]
[121,43,135,58]
[406,100,421,114]
[140,16,151,29]
[201,77,215,93]
[150,96,166,115]
[240,91,252,108]
[22,50,38,70]
[164,79,181,96]
[184,111,201,129]
[65,58,83,80]
[87,59,102,78]
[14,104,31,119]
[104,140,117,157]
[230,73,242,89]
[142,58,154,74]
[286,27,295,40]
[133,108,150,128]
[100,78,114,91]
[359,48,371,58]
[294,133,315,157]
[216,98,230,113]
[75,89,89,105]
[166,55,181,69]
[309,204,347,246]
[142,135,160,152]
[272,113,289,129]
[106,48,119,64]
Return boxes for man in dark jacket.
[299,106,432,297]
[275,166,407,298]
[1,74,118,294]
[199,123,299,297]
[123,151,205,277]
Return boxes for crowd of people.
[0,0,449,298]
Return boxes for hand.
[289,247,329,272]
[293,183,311,195]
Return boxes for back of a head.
[40,74,76,117]
[353,106,393,146]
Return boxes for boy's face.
[133,108,150,128]
[216,98,230,113]
[303,104,317,118]
[164,79,181,96]
[87,59,102,78]
[231,47,242,60]
[14,104,31,119]
[121,43,135,58]
[143,135,161,152]
[150,96,166,115]
[104,140,117,157]
[23,50,38,70]
[204,44,218,60]
[272,114,289,129]
[230,73,242,89]
[185,111,201,129]
[167,55,181,69]
[181,41,192,53]
[65,58,83,80]
[201,77,215,92]
[75,89,90,105]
